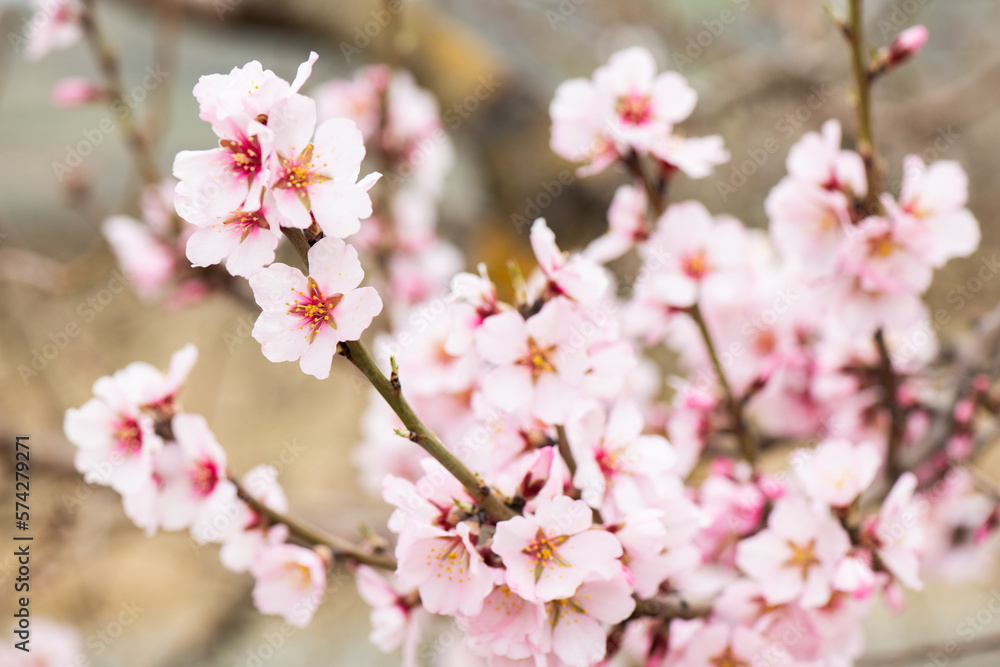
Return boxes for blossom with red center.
[173,53,319,220]
[475,297,591,424]
[249,236,383,379]
[735,496,850,608]
[550,46,727,178]
[157,413,237,540]
[355,564,426,665]
[490,495,623,602]
[184,201,282,278]
[565,400,676,516]
[534,577,635,667]
[23,0,83,62]
[264,116,381,237]
[250,543,328,627]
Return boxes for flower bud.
[51,77,105,108]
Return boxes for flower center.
[710,646,749,667]
[286,277,343,343]
[425,537,470,584]
[220,133,263,180]
[522,529,570,582]
[222,209,269,241]
[284,562,313,590]
[616,93,652,125]
[273,145,331,205]
[783,538,821,580]
[682,248,710,279]
[518,337,557,381]
[114,418,143,456]
[868,233,895,258]
[190,458,219,497]
[595,447,626,478]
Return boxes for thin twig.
[874,329,905,480]
[232,477,397,570]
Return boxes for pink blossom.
[0,617,82,666]
[158,413,237,539]
[786,119,866,196]
[355,565,424,666]
[395,521,497,616]
[735,496,851,607]
[490,495,623,602]
[869,472,925,590]
[264,115,381,237]
[669,619,791,667]
[529,218,609,304]
[896,156,980,266]
[250,543,327,627]
[249,237,383,379]
[184,199,282,278]
[885,25,929,67]
[460,584,546,661]
[794,438,881,508]
[174,53,319,219]
[314,65,387,140]
[585,184,648,263]
[101,215,178,301]
[50,77,104,107]
[565,400,676,515]
[24,0,83,62]
[536,577,635,666]
[475,297,590,424]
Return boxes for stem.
[79,0,163,189]
[281,229,515,522]
[344,339,515,521]
[556,424,576,478]
[623,150,668,218]
[688,303,757,465]
[233,477,397,570]
[846,0,882,214]
[874,328,904,480]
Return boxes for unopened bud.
[886,25,929,67]
[51,77,106,108]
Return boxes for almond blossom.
[250,543,328,627]
[249,236,383,379]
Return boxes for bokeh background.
[2,0,1000,664]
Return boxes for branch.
[845,0,883,215]
[232,476,397,570]
[688,303,757,465]
[874,329,905,480]
[282,229,516,522]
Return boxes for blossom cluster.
[63,346,331,628]
[57,33,1000,667]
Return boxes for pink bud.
[51,77,105,108]
[888,25,928,65]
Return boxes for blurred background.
[1,0,1000,664]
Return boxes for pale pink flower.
[460,584,546,661]
[355,564,424,666]
[897,156,980,266]
[652,133,730,179]
[530,218,609,304]
[490,495,623,602]
[264,115,381,237]
[250,543,327,627]
[669,619,791,667]
[314,65,387,140]
[101,215,178,301]
[50,77,104,107]
[0,617,82,666]
[184,199,282,278]
[174,53,319,219]
[475,297,590,424]
[395,521,497,616]
[794,438,881,508]
[610,508,690,598]
[536,577,635,667]
[566,400,676,515]
[868,472,924,590]
[24,0,82,61]
[786,119,866,196]
[249,237,383,379]
[158,413,237,539]
[735,496,851,607]
[766,180,851,277]
[585,184,648,264]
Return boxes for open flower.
[529,218,609,304]
[251,543,327,627]
[249,236,383,379]
[490,495,623,602]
